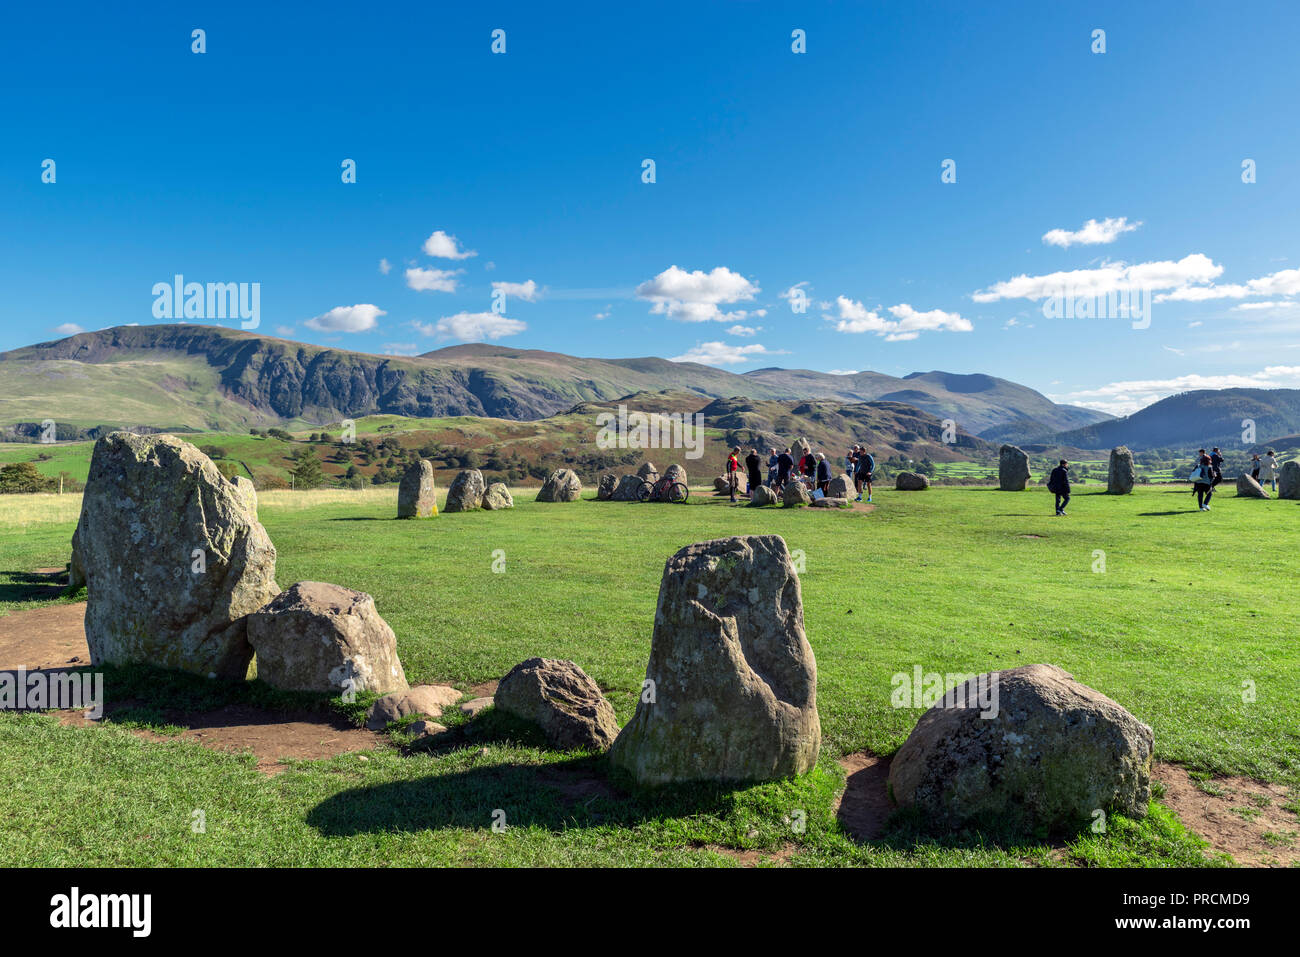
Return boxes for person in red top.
[726,447,741,502]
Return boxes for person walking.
[815,452,832,493]
[776,447,794,490]
[726,447,741,503]
[745,448,762,495]
[1260,449,1279,491]
[1210,447,1224,488]
[854,447,874,503]
[1192,450,1215,511]
[1047,459,1071,516]
[1251,454,1262,482]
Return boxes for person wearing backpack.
[1047,459,1071,516]
[854,447,875,503]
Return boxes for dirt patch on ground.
[0,602,88,670]
[697,842,797,866]
[469,679,499,698]
[1155,762,1299,867]
[834,750,896,842]
[57,704,383,775]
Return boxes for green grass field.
[1,484,1296,866]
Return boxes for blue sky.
[3,0,1299,415]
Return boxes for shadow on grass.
[0,569,71,604]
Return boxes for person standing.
[766,448,778,486]
[726,447,741,503]
[1193,451,1215,511]
[815,452,831,493]
[776,447,794,489]
[1251,454,1262,482]
[745,448,762,495]
[855,447,874,503]
[1047,459,1071,516]
[1210,447,1224,488]
[1260,450,1279,491]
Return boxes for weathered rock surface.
[247,581,408,695]
[654,463,688,500]
[482,482,514,510]
[597,474,617,500]
[750,485,777,506]
[782,482,811,506]
[494,657,620,750]
[365,684,463,730]
[811,496,847,507]
[397,459,437,518]
[608,535,820,785]
[74,431,280,678]
[232,476,259,519]
[1236,473,1270,499]
[713,476,730,493]
[896,471,930,491]
[999,444,1031,491]
[444,469,485,512]
[537,468,582,502]
[826,473,854,498]
[1280,461,1300,500]
[889,663,1154,832]
[1107,446,1136,495]
[636,462,658,481]
[612,474,646,501]
[460,696,493,716]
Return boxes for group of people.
[725,444,876,504]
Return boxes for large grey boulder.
[827,473,854,498]
[1279,461,1300,500]
[750,485,777,506]
[597,474,617,500]
[482,482,514,510]
[612,474,645,501]
[636,462,658,482]
[444,469,485,512]
[896,471,929,491]
[74,432,280,678]
[999,444,1031,491]
[1107,446,1136,495]
[1236,473,1270,499]
[608,535,820,786]
[247,581,408,695]
[495,657,619,751]
[654,463,687,500]
[537,468,582,502]
[889,663,1153,832]
[397,459,437,518]
[782,481,811,506]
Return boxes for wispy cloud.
[973,254,1221,302]
[414,312,525,342]
[51,323,84,336]
[491,279,540,302]
[670,341,785,366]
[1051,365,1300,415]
[304,304,385,333]
[825,297,972,340]
[405,267,463,293]
[1042,217,1141,248]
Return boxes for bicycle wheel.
[635,480,653,502]
[668,482,689,503]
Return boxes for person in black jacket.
[1209,447,1224,487]
[1047,459,1070,516]
[775,448,794,489]
[1193,451,1215,511]
[815,452,832,493]
[744,448,762,495]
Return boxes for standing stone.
[1236,473,1270,499]
[608,535,820,786]
[1107,446,1136,495]
[827,473,854,498]
[896,471,930,491]
[597,473,617,500]
[247,581,408,695]
[444,469,485,512]
[636,462,658,481]
[782,482,811,506]
[999,444,1031,491]
[1279,461,1300,500]
[482,482,514,510]
[537,468,582,502]
[397,459,437,518]
[612,474,645,501]
[74,432,280,678]
[888,664,1153,832]
[495,657,620,751]
[749,485,777,506]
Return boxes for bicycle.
[636,474,689,503]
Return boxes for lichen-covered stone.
[495,657,619,750]
[537,468,582,502]
[398,459,437,517]
[999,444,1031,491]
[1107,446,1136,495]
[444,469,485,512]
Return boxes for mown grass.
[1,483,1296,866]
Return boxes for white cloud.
[824,297,972,340]
[491,279,540,302]
[414,312,525,342]
[1233,300,1300,311]
[379,258,392,275]
[1042,217,1141,248]
[1158,267,1300,303]
[636,265,759,322]
[274,325,295,337]
[1163,345,1185,357]
[973,254,1222,302]
[826,369,859,376]
[304,304,385,333]
[1050,365,1300,416]
[670,341,783,367]
[382,342,421,356]
[422,230,476,260]
[51,323,84,336]
[405,267,463,293]
[726,324,759,337]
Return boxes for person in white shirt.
[1260,450,1280,491]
